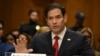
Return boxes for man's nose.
[53,18,57,24]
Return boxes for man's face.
[46,8,67,34]
[0,24,3,38]
[29,12,38,22]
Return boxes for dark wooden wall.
[0,0,100,48]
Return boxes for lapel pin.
[67,38,71,41]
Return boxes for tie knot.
[54,36,59,40]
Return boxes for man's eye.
[56,16,61,19]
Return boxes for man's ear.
[64,14,67,23]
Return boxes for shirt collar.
[52,26,67,40]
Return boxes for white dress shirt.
[52,27,67,49]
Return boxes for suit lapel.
[45,31,55,55]
[58,29,72,56]
[45,31,52,46]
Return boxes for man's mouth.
[52,26,58,29]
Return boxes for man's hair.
[0,20,4,27]
[45,3,66,17]
[28,9,39,16]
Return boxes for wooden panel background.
[0,0,100,48]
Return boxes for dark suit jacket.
[19,23,37,37]
[0,41,15,56]
[29,29,95,56]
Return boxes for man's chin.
[52,30,60,34]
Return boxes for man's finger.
[28,49,33,53]
[13,42,16,48]
[16,39,20,44]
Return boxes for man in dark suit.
[70,12,85,32]
[19,9,39,37]
[14,3,95,56]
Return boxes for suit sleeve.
[79,36,95,56]
[19,25,23,33]
[28,35,38,53]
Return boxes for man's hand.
[13,38,33,53]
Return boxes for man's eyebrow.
[56,14,61,16]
